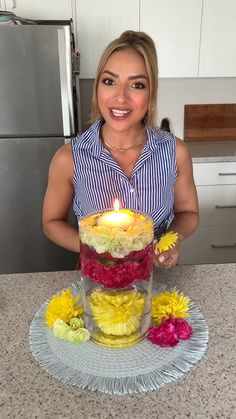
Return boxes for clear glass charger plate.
[29,282,208,395]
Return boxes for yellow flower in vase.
[45,289,83,328]
[89,290,145,336]
[93,331,141,348]
[155,231,179,253]
[151,290,190,325]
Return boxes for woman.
[42,30,199,268]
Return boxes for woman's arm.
[42,143,80,253]
[155,138,199,267]
[169,137,199,238]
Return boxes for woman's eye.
[132,82,145,89]
[102,78,114,86]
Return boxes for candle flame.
[114,199,120,212]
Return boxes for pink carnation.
[147,322,179,347]
[147,317,192,347]
[171,317,193,340]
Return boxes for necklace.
[103,137,145,152]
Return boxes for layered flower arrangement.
[79,209,153,289]
[44,228,192,348]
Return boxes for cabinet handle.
[218,172,236,176]
[215,205,236,209]
[212,243,236,248]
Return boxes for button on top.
[130,188,134,193]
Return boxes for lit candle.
[97,199,135,229]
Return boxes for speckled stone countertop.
[1,264,236,419]
[186,140,236,163]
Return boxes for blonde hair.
[90,30,158,128]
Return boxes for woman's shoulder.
[175,137,191,160]
[148,126,175,142]
[53,143,72,161]
[146,127,176,153]
[49,143,73,178]
[71,119,103,149]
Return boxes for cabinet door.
[197,185,236,226]
[75,0,139,78]
[179,225,236,265]
[193,162,236,186]
[199,0,236,77]
[140,0,202,77]
[5,0,73,20]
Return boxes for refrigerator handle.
[72,49,81,135]
[57,26,75,138]
[72,49,80,75]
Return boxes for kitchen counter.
[186,140,236,163]
[1,264,236,419]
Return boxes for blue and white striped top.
[71,119,177,239]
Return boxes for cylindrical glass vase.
[79,209,154,348]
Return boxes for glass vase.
[79,210,154,348]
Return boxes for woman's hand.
[153,237,181,268]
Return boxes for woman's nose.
[115,85,128,103]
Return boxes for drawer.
[193,162,236,186]
[179,225,236,265]
[197,185,236,226]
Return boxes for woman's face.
[97,49,150,133]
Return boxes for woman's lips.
[110,108,131,120]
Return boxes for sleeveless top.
[71,119,177,239]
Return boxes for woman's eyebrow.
[102,70,148,80]
[102,70,118,78]
[128,74,148,80]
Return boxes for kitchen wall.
[80,77,236,139]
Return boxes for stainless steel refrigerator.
[0,21,80,274]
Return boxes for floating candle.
[97,200,135,229]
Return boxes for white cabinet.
[140,0,236,78]
[199,0,236,77]
[140,0,202,77]
[75,0,139,78]
[180,162,236,265]
[4,0,73,20]
[72,0,235,78]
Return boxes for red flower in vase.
[81,244,153,288]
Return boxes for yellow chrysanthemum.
[155,231,179,253]
[93,331,141,348]
[89,290,145,336]
[151,290,190,324]
[45,289,83,328]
